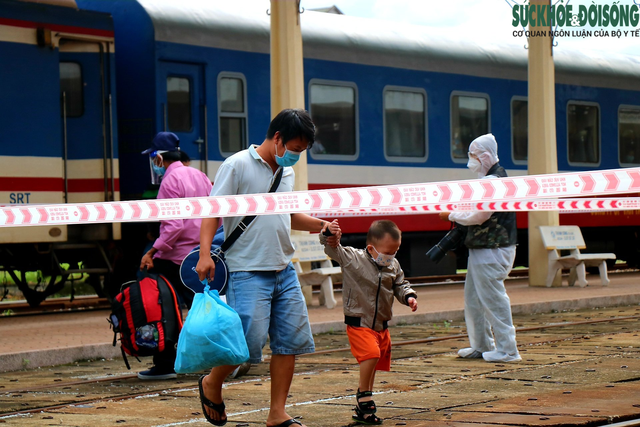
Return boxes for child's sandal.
[352,407,383,425]
[355,389,377,414]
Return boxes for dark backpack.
[109,272,183,369]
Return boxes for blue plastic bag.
[174,282,249,373]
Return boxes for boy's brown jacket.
[319,234,417,332]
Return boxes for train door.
[158,62,207,175]
[59,38,115,205]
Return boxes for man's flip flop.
[268,419,303,427]
[198,375,227,426]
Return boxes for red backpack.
[109,273,183,369]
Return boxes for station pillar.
[527,0,560,287]
[270,0,316,304]
[270,0,308,193]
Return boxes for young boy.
[320,219,418,425]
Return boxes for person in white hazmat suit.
[439,134,521,363]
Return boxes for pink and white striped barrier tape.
[1,167,640,227]
[310,197,640,218]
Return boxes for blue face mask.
[152,164,166,177]
[275,142,301,167]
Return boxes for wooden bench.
[539,225,616,287]
[291,234,342,309]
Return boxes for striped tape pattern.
[1,167,639,227]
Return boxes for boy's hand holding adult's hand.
[327,219,341,238]
[439,212,451,221]
[322,219,342,248]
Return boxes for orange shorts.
[346,325,391,371]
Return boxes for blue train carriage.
[0,0,119,305]
[79,1,640,277]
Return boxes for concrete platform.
[3,305,640,426]
[2,271,640,372]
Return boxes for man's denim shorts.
[226,263,315,364]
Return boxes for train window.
[619,107,640,166]
[383,87,427,162]
[511,97,528,163]
[567,102,600,165]
[59,62,83,117]
[309,80,358,159]
[451,93,489,161]
[218,74,248,156]
[167,76,192,132]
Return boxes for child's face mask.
[370,246,396,267]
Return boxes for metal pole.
[99,42,108,203]
[62,92,68,203]
[527,0,560,287]
[109,94,115,201]
[204,104,209,177]
[163,104,167,132]
[107,42,115,201]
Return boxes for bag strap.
[121,346,131,370]
[220,166,283,253]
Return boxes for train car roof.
[1,0,113,31]
[137,0,640,91]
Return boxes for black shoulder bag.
[179,167,283,294]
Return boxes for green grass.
[1,263,88,286]
[0,263,95,302]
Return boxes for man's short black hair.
[266,108,315,148]
[366,220,402,245]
